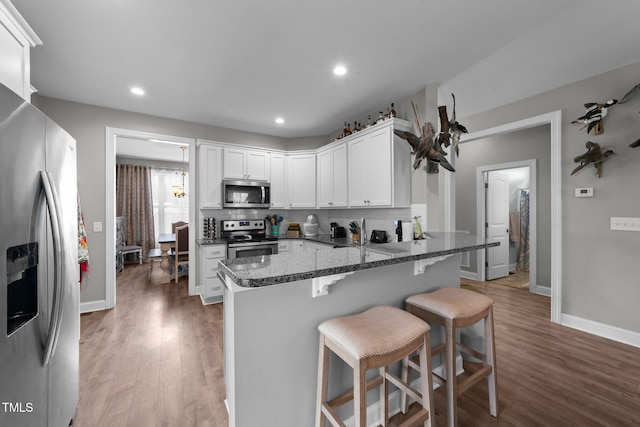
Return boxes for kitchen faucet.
[359,217,366,246]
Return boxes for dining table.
[158,233,175,284]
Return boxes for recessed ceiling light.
[130,87,145,95]
[333,65,347,76]
[275,117,285,124]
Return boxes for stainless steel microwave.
[222,179,271,208]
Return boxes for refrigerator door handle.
[41,171,66,366]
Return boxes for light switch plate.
[93,221,103,232]
[575,187,593,197]
[610,217,640,231]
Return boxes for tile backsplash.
[200,204,427,241]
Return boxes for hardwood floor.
[76,265,640,426]
[75,264,228,427]
[392,279,640,427]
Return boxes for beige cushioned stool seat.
[318,305,430,361]
[316,305,435,427]
[406,286,494,321]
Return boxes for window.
[150,168,189,242]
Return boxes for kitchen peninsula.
[218,232,498,427]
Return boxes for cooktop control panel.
[221,219,266,232]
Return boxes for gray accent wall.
[459,60,640,334]
[32,95,289,305]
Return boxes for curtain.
[116,165,155,261]
[517,189,530,272]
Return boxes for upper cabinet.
[198,143,223,209]
[223,147,270,181]
[317,144,347,208]
[287,153,316,208]
[195,119,411,211]
[347,120,411,208]
[270,153,286,208]
[0,1,41,101]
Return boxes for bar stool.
[403,286,498,427]
[316,305,434,427]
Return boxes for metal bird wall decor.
[394,100,455,173]
[571,99,618,135]
[571,141,615,178]
[572,83,640,136]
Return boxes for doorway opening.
[106,127,196,310]
[481,162,535,292]
[448,110,561,322]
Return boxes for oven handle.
[227,240,279,249]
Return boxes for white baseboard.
[530,285,550,297]
[342,356,463,427]
[80,299,108,314]
[460,271,479,281]
[561,313,640,349]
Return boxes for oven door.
[227,240,279,259]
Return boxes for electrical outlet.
[575,187,593,197]
[93,221,103,233]
[610,217,640,231]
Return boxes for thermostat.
[574,187,593,198]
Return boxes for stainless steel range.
[221,219,279,259]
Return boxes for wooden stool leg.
[420,334,434,427]
[445,319,457,427]
[316,335,329,427]
[486,308,498,417]
[400,355,410,414]
[354,361,367,427]
[380,366,388,426]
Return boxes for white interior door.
[486,171,510,280]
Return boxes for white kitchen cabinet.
[277,240,290,253]
[199,244,226,304]
[270,153,286,208]
[223,147,270,181]
[347,122,411,207]
[198,143,223,209]
[0,2,40,101]
[290,240,304,253]
[287,153,316,208]
[317,144,347,208]
[304,241,334,252]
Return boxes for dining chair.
[172,221,188,233]
[174,223,189,282]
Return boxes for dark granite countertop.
[218,232,498,288]
[197,238,226,246]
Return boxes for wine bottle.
[367,115,372,127]
[377,111,384,124]
[390,103,396,118]
[395,220,403,242]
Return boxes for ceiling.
[12,0,640,139]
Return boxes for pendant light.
[172,146,187,198]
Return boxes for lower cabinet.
[277,240,290,253]
[290,240,304,253]
[303,241,334,252]
[200,244,226,304]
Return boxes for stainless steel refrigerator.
[0,82,79,426]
